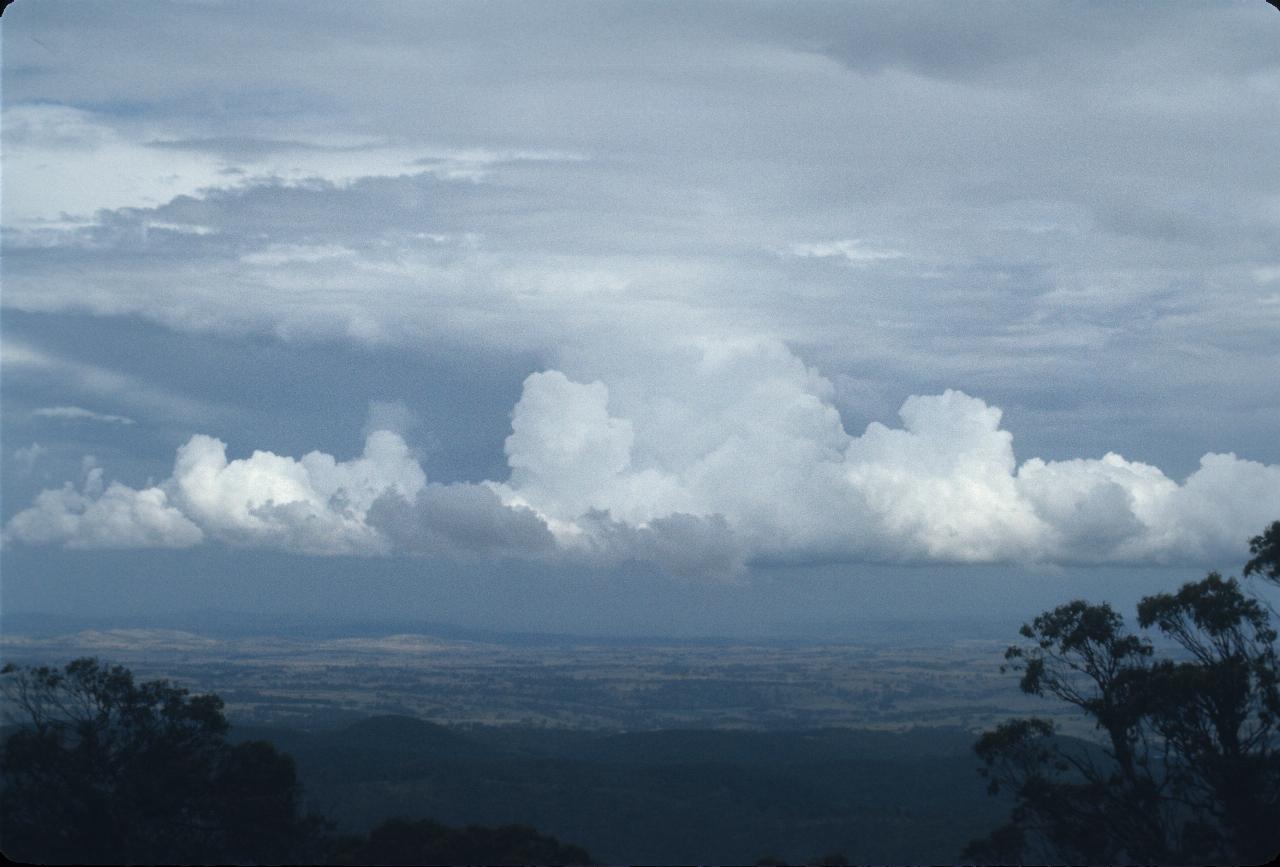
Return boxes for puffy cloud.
[169,431,426,554]
[3,431,428,556]
[490,341,1279,570]
[843,391,1044,562]
[1015,453,1164,560]
[5,340,1278,574]
[498,371,639,524]
[2,473,203,550]
[1156,453,1280,562]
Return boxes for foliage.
[1245,519,1280,583]
[329,816,592,865]
[0,657,327,864]
[966,530,1280,864]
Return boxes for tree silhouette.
[1245,520,1280,584]
[965,529,1280,864]
[0,658,327,864]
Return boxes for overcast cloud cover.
[3,1,1279,628]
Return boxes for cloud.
[239,244,358,267]
[842,390,1042,562]
[32,405,137,425]
[1,431,424,554]
[491,341,1280,570]
[4,1,1277,420]
[2,340,224,425]
[785,239,906,264]
[361,399,417,440]
[5,339,1278,575]
[2,1,1278,601]
[0,104,583,229]
[568,510,748,582]
[2,473,203,550]
[167,430,426,555]
[11,443,49,474]
[499,371,639,524]
[367,484,556,558]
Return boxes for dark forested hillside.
[232,717,1006,864]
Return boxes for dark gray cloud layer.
[369,485,556,558]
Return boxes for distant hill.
[231,716,1011,863]
[461,724,979,764]
[232,715,503,782]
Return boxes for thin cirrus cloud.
[32,406,136,425]
[5,340,1277,576]
[2,340,226,426]
[1,103,584,230]
[784,240,906,264]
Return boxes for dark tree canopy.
[0,658,326,864]
[1245,519,1280,584]
[966,529,1280,864]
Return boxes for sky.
[2,0,1279,637]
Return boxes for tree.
[965,530,1280,864]
[1245,519,1280,584]
[0,658,327,864]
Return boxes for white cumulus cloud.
[5,340,1278,575]
[2,470,203,550]
[489,340,1280,570]
[169,431,427,554]
[2,431,429,555]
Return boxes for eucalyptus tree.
[966,525,1280,864]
